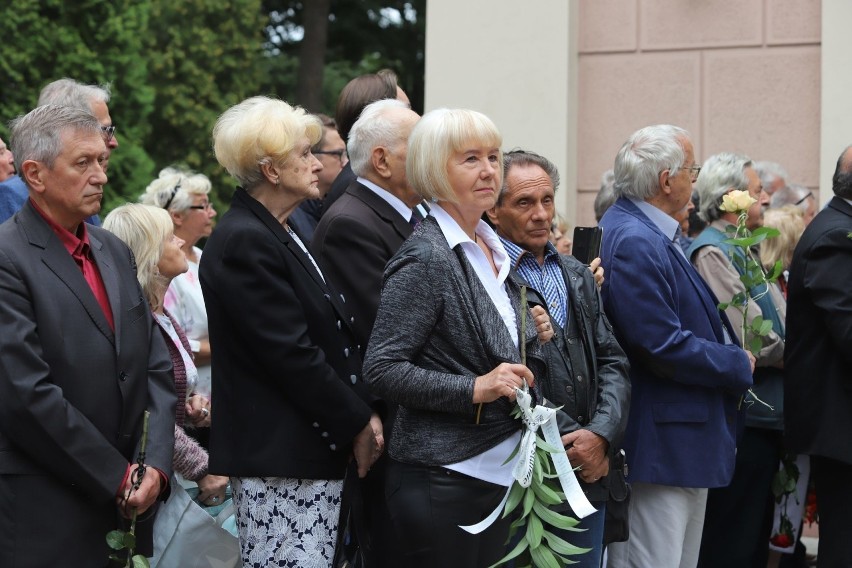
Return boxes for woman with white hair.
[140,167,217,398]
[102,204,229,506]
[362,109,551,567]
[201,96,382,567]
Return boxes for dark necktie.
[409,208,424,229]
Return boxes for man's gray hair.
[499,149,560,204]
[594,169,616,221]
[770,183,812,212]
[695,152,753,223]
[37,78,111,112]
[613,124,690,201]
[10,105,101,174]
[347,98,411,177]
[752,161,787,192]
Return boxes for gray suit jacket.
[0,202,176,567]
[363,216,543,466]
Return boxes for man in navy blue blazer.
[599,125,754,568]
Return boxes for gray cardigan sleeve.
[363,251,478,416]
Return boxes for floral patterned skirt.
[231,476,344,568]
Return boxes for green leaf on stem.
[527,512,544,548]
[487,534,530,568]
[749,336,763,355]
[535,436,562,454]
[106,530,126,551]
[532,500,580,530]
[502,439,522,466]
[131,555,151,568]
[503,481,526,518]
[543,529,592,556]
[530,542,562,568]
[531,479,562,505]
[522,486,535,518]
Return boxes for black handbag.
[603,449,631,545]
[334,462,369,568]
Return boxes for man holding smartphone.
[487,149,630,567]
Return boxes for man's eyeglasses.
[684,164,701,181]
[188,202,213,211]
[100,125,117,142]
[314,149,348,164]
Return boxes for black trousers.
[698,427,782,567]
[385,459,511,568]
[811,456,852,567]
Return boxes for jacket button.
[337,320,342,330]
[578,415,585,423]
[565,385,574,394]
[576,375,583,382]
[350,374,358,385]
[312,422,320,428]
[329,444,337,451]
[350,316,355,324]
[567,338,574,345]
[344,348,350,358]
[119,371,128,382]
[321,432,329,438]
[340,293,346,303]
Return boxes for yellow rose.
[719,189,756,213]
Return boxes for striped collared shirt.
[501,237,569,329]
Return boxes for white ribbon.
[460,387,596,534]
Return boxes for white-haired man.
[599,125,754,567]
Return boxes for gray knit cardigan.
[363,216,543,466]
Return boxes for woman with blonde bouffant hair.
[760,205,805,298]
[200,96,382,567]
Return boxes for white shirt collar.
[430,203,512,285]
[357,177,413,221]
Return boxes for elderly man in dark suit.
[312,98,420,350]
[0,105,176,567]
[784,145,852,567]
[599,125,754,568]
[311,97,419,567]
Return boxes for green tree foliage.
[261,0,426,114]
[0,0,156,212]
[0,1,425,215]
[145,0,267,208]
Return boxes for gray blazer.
[363,216,542,466]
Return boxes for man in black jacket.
[487,149,630,567]
[784,145,852,567]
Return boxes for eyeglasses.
[188,202,212,211]
[684,164,701,181]
[100,125,117,142]
[794,191,814,206]
[314,149,348,164]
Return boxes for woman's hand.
[589,257,605,288]
[473,363,534,404]
[353,416,382,478]
[186,394,211,428]
[531,305,555,343]
[197,474,230,506]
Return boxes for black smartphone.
[572,226,603,265]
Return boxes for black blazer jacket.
[311,179,413,351]
[200,188,374,479]
[784,196,852,463]
[0,201,176,567]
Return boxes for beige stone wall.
[576,0,822,226]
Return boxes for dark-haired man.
[784,145,852,567]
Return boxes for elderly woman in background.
[140,167,217,398]
[201,96,381,568]
[363,109,552,568]
[103,204,229,506]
